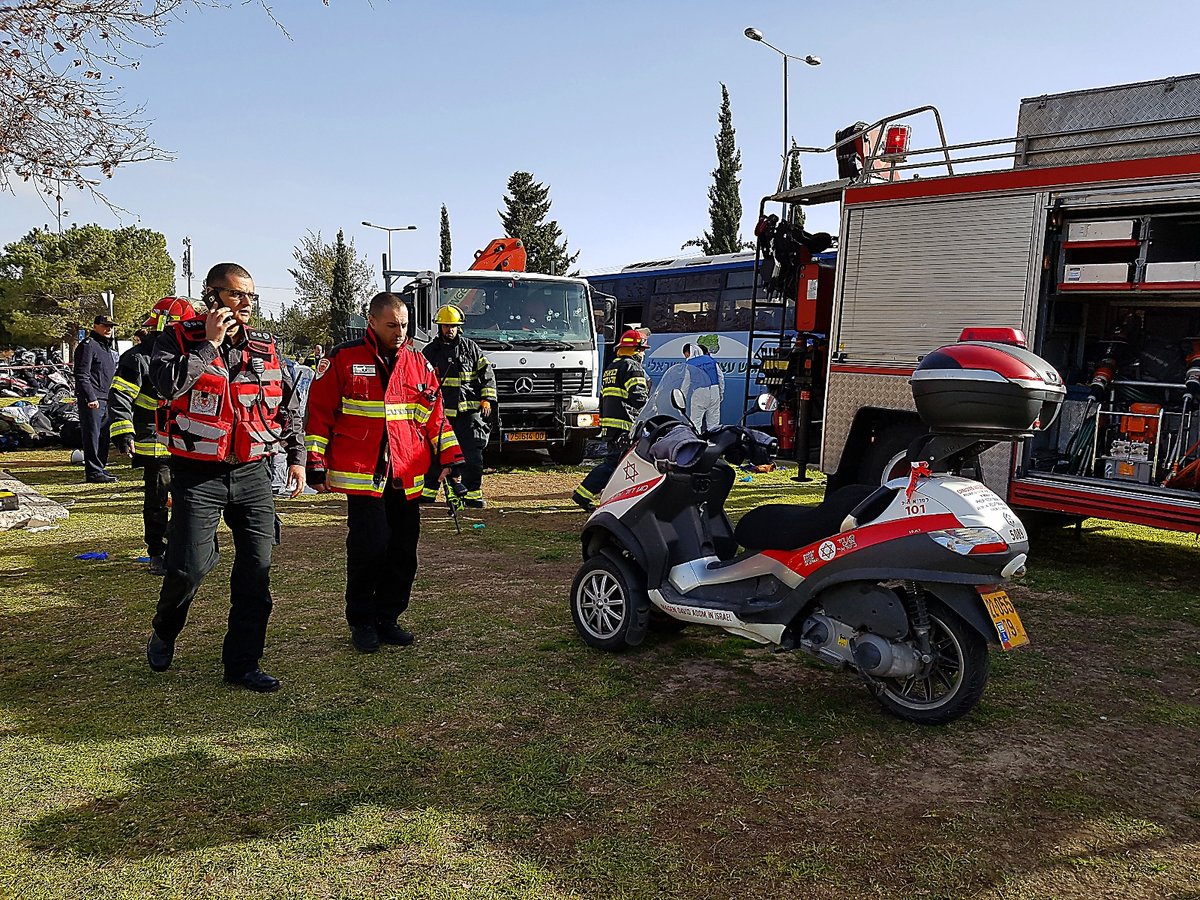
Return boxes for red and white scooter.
[570,339,1064,724]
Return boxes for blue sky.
[3,0,1199,317]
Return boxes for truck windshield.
[436,277,593,345]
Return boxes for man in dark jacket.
[421,305,497,507]
[73,314,120,483]
[109,298,198,575]
[573,329,649,510]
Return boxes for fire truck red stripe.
[844,153,1200,205]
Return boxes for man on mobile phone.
[144,263,306,693]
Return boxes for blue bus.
[583,249,836,424]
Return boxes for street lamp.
[361,221,417,273]
[744,26,820,191]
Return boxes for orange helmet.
[616,329,648,353]
[144,297,198,331]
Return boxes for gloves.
[306,467,327,487]
[480,400,492,417]
[115,435,134,456]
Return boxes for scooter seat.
[734,484,878,552]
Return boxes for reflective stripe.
[110,418,135,437]
[327,469,380,491]
[305,434,329,453]
[574,485,597,501]
[174,415,227,439]
[341,398,386,418]
[601,387,630,398]
[465,489,483,501]
[134,439,168,457]
[384,402,431,424]
[421,487,440,499]
[625,377,646,390]
[599,418,631,431]
[458,400,481,411]
[480,388,497,400]
[133,392,160,410]
[111,376,140,397]
[171,436,220,455]
[441,376,463,387]
[404,484,423,500]
[437,430,460,452]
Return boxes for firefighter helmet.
[616,329,648,354]
[434,305,465,326]
[144,297,199,331]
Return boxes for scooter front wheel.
[570,552,649,651]
[869,596,989,726]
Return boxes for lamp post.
[361,221,417,275]
[744,27,820,193]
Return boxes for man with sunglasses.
[144,263,306,693]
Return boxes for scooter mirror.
[670,388,687,413]
[757,393,779,412]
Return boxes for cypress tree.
[499,171,580,275]
[329,228,353,345]
[439,204,453,272]
[787,141,806,229]
[684,83,749,255]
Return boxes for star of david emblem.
[623,461,639,481]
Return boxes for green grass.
[1,451,1198,899]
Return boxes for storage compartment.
[1066,220,1135,242]
[1064,263,1131,284]
[910,342,1066,436]
[1145,261,1200,282]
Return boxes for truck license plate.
[980,589,1029,651]
[504,431,546,442]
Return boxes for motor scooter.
[569,340,1065,725]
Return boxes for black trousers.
[426,413,489,501]
[574,439,625,505]
[152,458,276,677]
[78,399,110,480]
[139,455,171,557]
[345,484,420,627]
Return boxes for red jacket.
[305,330,462,498]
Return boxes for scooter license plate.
[504,431,546,442]
[981,589,1029,651]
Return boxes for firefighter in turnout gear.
[305,292,465,653]
[109,297,198,576]
[422,304,497,508]
[144,263,307,694]
[573,329,649,511]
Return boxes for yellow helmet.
[434,305,465,326]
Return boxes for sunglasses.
[218,288,260,303]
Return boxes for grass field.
[1,450,1198,899]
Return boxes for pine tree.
[787,141,806,229]
[439,205,453,272]
[499,171,580,275]
[329,229,353,345]
[684,83,750,255]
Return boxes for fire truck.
[750,74,1200,533]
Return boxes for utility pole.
[182,236,193,298]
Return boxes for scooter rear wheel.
[869,597,989,726]
[570,552,649,651]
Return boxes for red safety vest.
[304,330,463,498]
[163,321,286,463]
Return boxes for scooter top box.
[910,342,1065,436]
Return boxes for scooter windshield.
[633,362,703,429]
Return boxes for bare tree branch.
[0,0,330,204]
